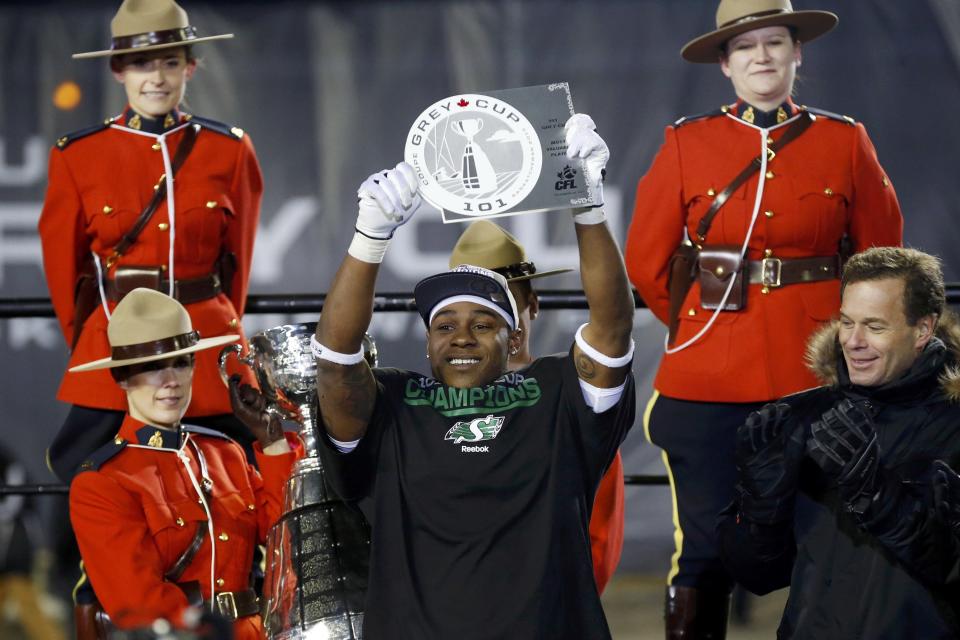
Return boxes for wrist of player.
[348,230,392,263]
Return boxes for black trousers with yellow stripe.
[645,391,765,592]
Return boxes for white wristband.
[573,208,606,225]
[310,334,365,365]
[348,231,391,263]
[574,323,634,368]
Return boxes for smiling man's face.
[838,278,933,387]
[426,301,519,389]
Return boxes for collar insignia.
[147,430,164,448]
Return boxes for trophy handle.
[218,343,252,387]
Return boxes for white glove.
[565,113,608,199]
[355,162,422,240]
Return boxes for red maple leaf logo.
[457,98,469,107]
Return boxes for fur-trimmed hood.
[805,310,960,402]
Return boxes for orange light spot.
[53,81,82,111]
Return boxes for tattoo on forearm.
[576,354,597,379]
[318,362,374,422]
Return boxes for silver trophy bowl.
[220,323,374,639]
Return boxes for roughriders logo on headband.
[405,93,542,220]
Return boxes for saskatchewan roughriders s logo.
[405,94,542,218]
[444,414,505,452]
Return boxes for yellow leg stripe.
[72,559,88,604]
[642,389,659,444]
[642,390,683,585]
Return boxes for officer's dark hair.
[109,45,196,73]
[841,247,945,326]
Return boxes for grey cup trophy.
[220,323,374,640]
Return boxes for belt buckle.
[215,592,238,620]
[762,258,782,287]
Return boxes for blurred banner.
[1,0,959,573]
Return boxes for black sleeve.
[315,375,390,503]
[851,471,960,586]
[716,500,796,595]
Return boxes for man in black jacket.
[718,246,960,639]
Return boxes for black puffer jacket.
[719,313,960,639]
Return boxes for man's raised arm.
[565,114,635,389]
[316,163,422,442]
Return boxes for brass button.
[707,188,716,197]
[102,205,113,215]
[247,504,255,511]
[157,222,169,231]
[113,437,123,445]
[218,532,229,542]
[153,183,161,191]
[205,200,218,209]
[764,210,774,218]
[764,249,774,258]
[767,136,774,145]
[824,187,834,196]
[882,176,889,187]
[228,318,239,329]
[765,170,775,180]
[151,143,161,151]
[160,264,168,272]
[57,136,68,148]
[687,308,696,317]
[176,517,185,527]
[761,286,770,295]
[714,266,725,276]
[216,578,225,587]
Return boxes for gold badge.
[741,106,755,124]
[163,113,175,129]
[148,430,164,448]
[128,114,142,130]
[776,107,788,124]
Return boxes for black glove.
[228,374,284,449]
[932,460,960,538]
[808,399,879,510]
[735,402,805,524]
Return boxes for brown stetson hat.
[449,220,573,283]
[72,0,233,60]
[70,288,239,372]
[681,0,837,64]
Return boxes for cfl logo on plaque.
[405,94,543,221]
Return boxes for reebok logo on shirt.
[444,415,504,452]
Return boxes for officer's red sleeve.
[38,148,87,344]
[847,123,903,251]
[224,133,263,316]
[251,432,301,540]
[70,472,191,629]
[590,450,625,594]
[625,126,687,325]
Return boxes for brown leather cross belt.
[105,269,221,304]
[206,588,260,621]
[746,255,840,288]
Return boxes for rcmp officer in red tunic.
[39,0,263,482]
[624,1,904,636]
[67,288,299,639]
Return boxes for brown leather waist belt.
[105,269,221,304]
[205,588,260,621]
[746,255,840,288]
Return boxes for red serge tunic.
[38,110,262,415]
[69,416,300,638]
[626,101,903,403]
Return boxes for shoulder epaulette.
[184,115,245,140]
[55,117,117,150]
[673,105,729,128]
[802,106,856,126]
[182,424,233,441]
[75,438,127,474]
